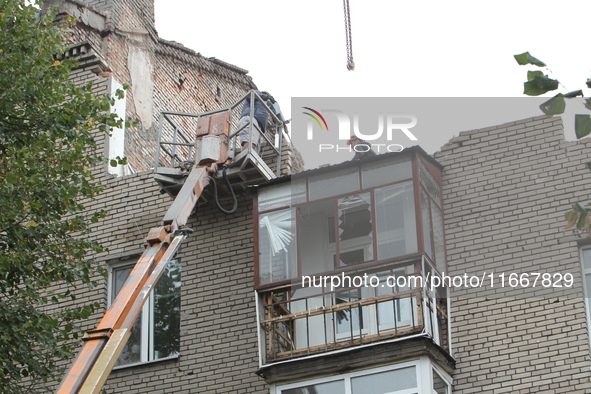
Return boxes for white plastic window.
[109,258,181,367]
[580,247,591,347]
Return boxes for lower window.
[109,258,182,366]
[273,358,451,394]
[580,247,591,347]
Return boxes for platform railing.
[154,91,286,180]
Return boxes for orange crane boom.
[55,165,214,394]
[55,152,220,393]
[56,90,282,393]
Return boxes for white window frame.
[107,258,181,367]
[271,356,453,394]
[579,246,591,348]
[330,267,417,342]
[431,365,451,394]
[107,78,128,176]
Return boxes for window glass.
[258,208,297,285]
[308,167,359,200]
[282,380,345,394]
[291,176,308,205]
[431,203,445,268]
[583,248,591,270]
[153,259,181,360]
[361,157,412,189]
[581,249,591,351]
[299,200,334,276]
[376,269,414,331]
[290,287,326,349]
[337,193,373,266]
[419,161,441,204]
[421,188,433,259]
[375,182,417,260]
[351,366,417,393]
[258,183,293,211]
[433,369,449,394]
[334,288,365,336]
[111,259,181,366]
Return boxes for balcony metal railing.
[257,257,449,364]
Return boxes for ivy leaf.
[564,90,583,98]
[523,75,559,96]
[514,52,547,67]
[575,114,591,139]
[116,156,128,165]
[527,70,544,81]
[539,94,565,115]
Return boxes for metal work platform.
[153,91,287,200]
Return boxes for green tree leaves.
[0,1,125,392]
[515,52,591,235]
[515,51,591,137]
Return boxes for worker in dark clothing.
[239,91,275,153]
[347,135,377,160]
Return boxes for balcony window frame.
[579,246,591,348]
[270,356,452,394]
[255,151,445,290]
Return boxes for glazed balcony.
[257,256,449,364]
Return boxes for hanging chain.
[343,0,355,71]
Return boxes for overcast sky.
[153,0,591,165]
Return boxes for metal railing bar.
[162,114,191,143]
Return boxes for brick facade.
[435,116,591,392]
[40,0,591,392]
[42,0,298,392]
[45,0,259,172]
[87,174,267,393]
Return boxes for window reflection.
[432,203,445,268]
[375,182,417,260]
[350,366,417,394]
[153,259,181,360]
[299,199,334,277]
[334,288,364,336]
[308,167,359,201]
[282,380,345,394]
[361,157,412,189]
[421,188,433,259]
[111,259,181,366]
